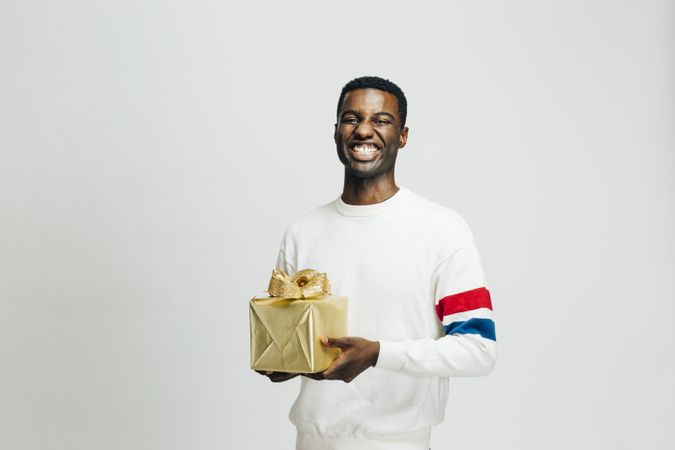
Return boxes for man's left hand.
[319,336,380,383]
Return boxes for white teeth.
[353,144,377,153]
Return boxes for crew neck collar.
[335,186,409,217]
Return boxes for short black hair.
[337,76,408,127]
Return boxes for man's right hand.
[255,370,299,382]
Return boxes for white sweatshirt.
[276,186,496,440]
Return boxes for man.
[260,76,496,450]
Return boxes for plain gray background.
[1,1,674,449]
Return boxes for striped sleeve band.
[435,287,496,341]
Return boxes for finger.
[267,371,289,376]
[269,372,298,382]
[270,375,293,382]
[302,372,324,380]
[322,358,347,379]
[259,370,287,379]
[321,336,349,350]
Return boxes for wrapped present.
[249,269,348,373]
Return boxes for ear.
[334,123,338,143]
[399,126,409,149]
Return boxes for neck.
[341,170,399,205]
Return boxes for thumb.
[321,336,349,350]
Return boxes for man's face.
[335,88,408,179]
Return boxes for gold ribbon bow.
[267,269,332,299]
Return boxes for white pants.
[296,428,431,450]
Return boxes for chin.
[346,165,383,179]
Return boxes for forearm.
[375,333,497,377]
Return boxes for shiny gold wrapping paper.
[249,294,348,373]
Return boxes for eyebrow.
[340,110,397,121]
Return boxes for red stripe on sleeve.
[435,287,492,321]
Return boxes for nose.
[354,121,374,139]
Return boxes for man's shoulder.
[284,198,338,235]
[405,188,472,233]
[399,189,476,254]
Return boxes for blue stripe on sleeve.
[444,318,496,341]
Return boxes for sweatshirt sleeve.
[275,229,297,274]
[375,242,497,377]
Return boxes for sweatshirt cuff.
[374,340,406,370]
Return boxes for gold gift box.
[249,269,348,373]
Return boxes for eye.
[342,117,359,124]
[374,119,390,125]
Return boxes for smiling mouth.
[349,143,380,160]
